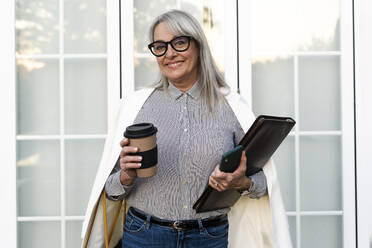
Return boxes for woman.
[82,10,292,248]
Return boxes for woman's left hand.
[209,151,252,192]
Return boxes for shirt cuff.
[245,170,267,199]
[105,170,133,201]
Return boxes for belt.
[129,207,228,230]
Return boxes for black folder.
[193,115,295,213]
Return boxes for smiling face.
[153,22,199,92]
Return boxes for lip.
[166,61,184,69]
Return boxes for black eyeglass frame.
[147,36,193,57]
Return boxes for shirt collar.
[167,81,200,100]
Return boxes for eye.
[174,38,187,46]
[153,43,166,51]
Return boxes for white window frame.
[0,1,17,247]
[354,0,372,246]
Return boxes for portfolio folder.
[193,115,296,213]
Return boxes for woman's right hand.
[119,138,142,186]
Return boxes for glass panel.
[252,56,294,117]
[249,0,339,53]
[66,221,83,248]
[16,0,59,54]
[64,59,107,134]
[134,0,178,53]
[288,216,297,247]
[295,0,340,52]
[64,0,106,53]
[301,216,342,248]
[273,136,295,211]
[299,56,341,131]
[17,59,59,135]
[18,221,61,248]
[65,139,104,215]
[17,140,60,216]
[300,136,341,211]
[134,57,160,89]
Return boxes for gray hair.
[149,10,230,112]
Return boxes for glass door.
[243,0,355,247]
[15,0,109,247]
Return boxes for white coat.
[81,88,293,248]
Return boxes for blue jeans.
[122,208,228,248]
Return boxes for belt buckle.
[172,221,183,230]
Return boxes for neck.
[169,79,197,93]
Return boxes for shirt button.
[183,205,188,209]
[184,180,187,184]
[183,107,187,110]
[184,94,187,98]
[184,128,187,132]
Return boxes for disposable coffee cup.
[124,123,158,178]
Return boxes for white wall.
[354,0,372,247]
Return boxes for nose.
[164,43,177,57]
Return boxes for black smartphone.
[219,145,243,173]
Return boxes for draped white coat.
[81,88,292,248]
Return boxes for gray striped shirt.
[105,82,267,220]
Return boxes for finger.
[209,177,223,192]
[120,146,138,157]
[235,151,247,174]
[120,138,129,147]
[122,155,142,163]
[120,162,142,170]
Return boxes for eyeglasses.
[148,36,192,57]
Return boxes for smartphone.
[219,145,243,173]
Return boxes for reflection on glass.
[252,56,294,117]
[17,59,60,135]
[16,0,59,54]
[18,221,61,248]
[300,136,341,211]
[273,136,295,211]
[64,59,107,134]
[301,216,342,248]
[299,56,341,131]
[17,140,60,216]
[66,221,83,248]
[65,140,104,215]
[64,0,106,53]
[249,0,340,54]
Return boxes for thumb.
[235,151,246,174]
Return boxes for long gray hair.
[149,10,229,112]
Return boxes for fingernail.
[138,156,142,161]
[138,163,141,167]
[135,147,138,152]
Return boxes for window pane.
[66,221,83,248]
[273,136,296,211]
[300,136,342,211]
[288,216,297,246]
[252,56,295,117]
[18,222,61,248]
[17,140,60,216]
[65,139,104,215]
[134,57,160,89]
[17,59,59,135]
[249,0,339,53]
[134,0,178,53]
[64,59,107,134]
[301,216,342,248]
[64,0,106,53]
[299,56,341,131]
[16,0,59,54]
